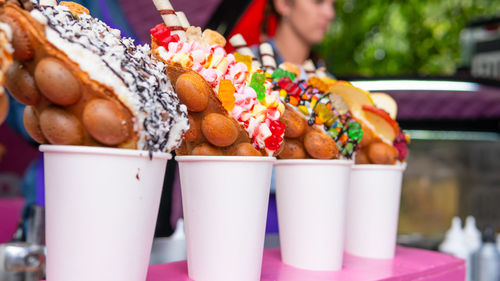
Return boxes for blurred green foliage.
[317,0,500,77]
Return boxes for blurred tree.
[317,0,500,77]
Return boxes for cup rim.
[39,145,172,160]
[352,162,407,171]
[274,158,354,166]
[175,155,276,163]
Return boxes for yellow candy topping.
[218,80,236,111]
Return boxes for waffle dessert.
[273,71,362,159]
[329,82,409,164]
[0,19,12,125]
[149,0,285,156]
[0,0,189,153]
[250,42,362,160]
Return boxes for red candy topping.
[278,77,301,96]
[269,120,285,136]
[265,134,283,151]
[150,24,180,51]
[393,131,409,160]
[265,120,285,150]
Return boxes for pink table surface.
[0,197,24,243]
[146,246,465,281]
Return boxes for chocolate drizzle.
[159,9,175,15]
[169,26,184,32]
[38,5,189,153]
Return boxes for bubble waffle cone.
[0,20,12,124]
[274,74,362,160]
[328,81,409,164]
[279,103,339,159]
[150,21,285,156]
[253,42,361,160]
[162,63,265,156]
[0,2,188,153]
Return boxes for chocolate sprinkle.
[37,5,189,153]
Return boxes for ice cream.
[0,1,189,154]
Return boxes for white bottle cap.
[171,218,185,240]
[464,216,482,253]
[439,216,469,259]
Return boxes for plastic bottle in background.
[496,233,500,253]
[465,216,482,253]
[472,226,500,281]
[150,219,187,265]
[439,217,471,280]
[464,216,482,281]
[439,217,469,259]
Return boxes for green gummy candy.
[272,68,296,81]
[342,142,354,155]
[348,129,362,139]
[251,72,265,84]
[328,128,339,138]
[347,121,361,130]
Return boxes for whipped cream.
[34,5,189,153]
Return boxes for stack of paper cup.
[344,163,407,259]
[41,145,170,281]
[275,159,353,271]
[177,156,275,281]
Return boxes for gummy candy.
[315,103,334,123]
[265,134,283,151]
[234,52,252,72]
[348,127,362,139]
[218,80,236,111]
[251,72,265,84]
[272,68,296,81]
[269,120,285,135]
[289,96,299,106]
[298,105,309,115]
[394,131,409,160]
[339,134,348,144]
[250,72,266,101]
[150,25,180,50]
[161,34,180,50]
[279,89,287,98]
[328,127,339,139]
[324,116,337,127]
[150,24,170,41]
[346,121,363,140]
[253,85,265,101]
[342,142,354,156]
[347,121,361,130]
[278,77,292,89]
[277,77,301,97]
[308,77,328,92]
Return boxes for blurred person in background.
[261,0,335,69]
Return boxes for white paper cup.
[41,145,170,281]
[274,159,353,271]
[344,163,407,259]
[176,156,275,281]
